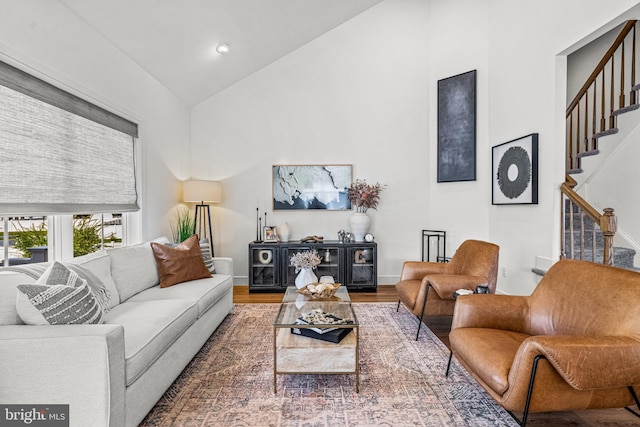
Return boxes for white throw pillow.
[67,251,120,309]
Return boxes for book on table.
[292,314,353,343]
[290,326,353,343]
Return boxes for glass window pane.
[102,213,123,249]
[72,213,123,257]
[1,216,48,266]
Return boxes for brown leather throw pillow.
[150,235,212,288]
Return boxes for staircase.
[563,200,636,269]
[562,20,638,270]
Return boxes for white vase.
[349,212,370,242]
[295,267,318,289]
[279,222,290,242]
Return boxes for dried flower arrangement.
[290,249,322,272]
[347,179,385,213]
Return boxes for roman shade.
[0,60,139,215]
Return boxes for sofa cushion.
[0,271,35,325]
[67,251,120,309]
[16,262,104,325]
[128,275,232,318]
[108,237,169,302]
[150,235,211,288]
[102,299,197,386]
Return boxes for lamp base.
[193,203,214,256]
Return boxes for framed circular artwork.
[492,133,538,205]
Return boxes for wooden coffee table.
[273,286,359,393]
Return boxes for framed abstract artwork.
[272,164,352,210]
[492,133,539,205]
[437,70,477,182]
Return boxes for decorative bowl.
[297,282,341,299]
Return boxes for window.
[0,59,140,265]
[73,213,124,255]
[0,216,48,266]
[1,213,127,266]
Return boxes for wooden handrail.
[567,20,637,116]
[562,22,631,265]
[560,175,600,223]
[560,175,617,265]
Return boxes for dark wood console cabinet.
[248,241,377,292]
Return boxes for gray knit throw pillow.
[16,262,104,325]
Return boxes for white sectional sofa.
[0,238,234,427]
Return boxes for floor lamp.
[183,180,222,256]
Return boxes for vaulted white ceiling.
[58,0,384,107]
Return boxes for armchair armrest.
[523,335,640,390]
[400,261,448,281]
[452,294,530,332]
[212,257,233,276]
[426,274,488,299]
[0,324,125,427]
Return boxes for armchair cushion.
[451,328,530,395]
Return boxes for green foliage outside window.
[72,216,102,257]
[13,221,47,258]
[13,217,103,258]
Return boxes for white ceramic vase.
[279,222,290,242]
[295,267,318,289]
[349,212,370,242]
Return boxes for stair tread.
[593,128,618,139]
[613,104,640,116]
[576,149,600,158]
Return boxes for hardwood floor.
[233,285,452,348]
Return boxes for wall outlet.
[501,267,508,278]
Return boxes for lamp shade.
[183,180,222,203]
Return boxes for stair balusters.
[566,20,638,173]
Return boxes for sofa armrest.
[212,257,233,276]
[0,324,125,427]
[400,261,448,281]
[522,335,640,390]
[452,294,530,332]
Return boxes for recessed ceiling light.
[216,42,231,54]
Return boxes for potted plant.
[347,179,385,242]
[347,179,384,213]
[170,206,195,243]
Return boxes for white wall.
[191,0,431,284]
[486,0,640,294]
[192,0,640,290]
[0,0,191,241]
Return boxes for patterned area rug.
[140,303,517,426]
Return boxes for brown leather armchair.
[395,239,499,339]
[447,259,640,426]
